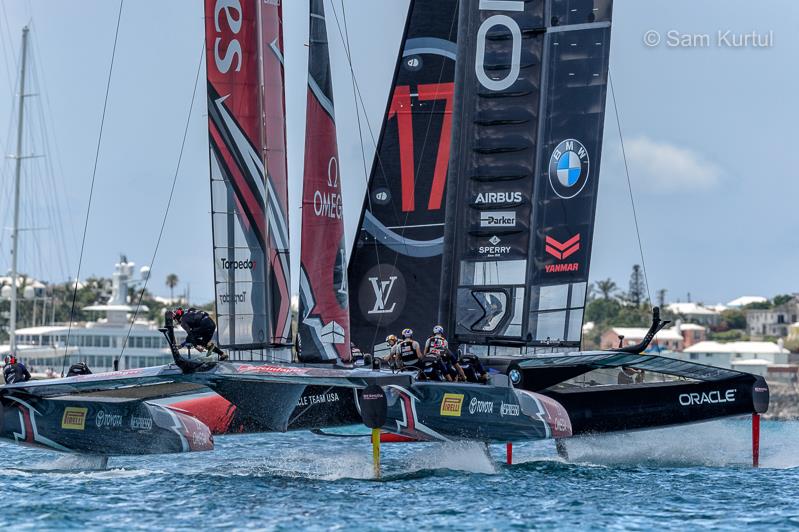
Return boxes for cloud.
[623,136,722,192]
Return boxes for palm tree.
[165,274,179,303]
[596,278,617,300]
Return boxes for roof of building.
[726,296,767,308]
[678,323,706,331]
[684,341,789,355]
[609,327,684,341]
[730,358,773,366]
[666,302,720,316]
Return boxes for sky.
[0,0,796,308]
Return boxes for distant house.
[600,327,684,352]
[746,296,799,338]
[665,302,721,326]
[676,322,707,348]
[677,340,789,369]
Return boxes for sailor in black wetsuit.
[397,329,423,369]
[417,354,450,381]
[174,307,228,361]
[459,353,489,384]
[3,355,31,384]
[424,326,464,381]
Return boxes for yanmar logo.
[440,393,464,417]
[61,407,87,430]
[544,234,580,274]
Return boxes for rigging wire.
[61,0,124,376]
[609,71,652,307]
[116,43,205,367]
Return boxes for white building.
[727,296,767,308]
[665,302,721,326]
[2,258,184,374]
[675,340,789,369]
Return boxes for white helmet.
[402,328,413,338]
[433,325,444,335]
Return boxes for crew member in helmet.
[3,354,31,384]
[417,352,451,381]
[173,307,228,361]
[382,334,401,369]
[398,328,422,368]
[424,325,464,381]
[459,352,489,384]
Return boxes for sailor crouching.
[3,355,31,384]
[173,307,229,361]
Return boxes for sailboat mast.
[9,26,29,357]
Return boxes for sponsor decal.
[468,397,494,415]
[404,55,422,71]
[475,1,524,92]
[236,364,309,375]
[96,410,124,429]
[368,277,397,314]
[474,191,523,205]
[508,369,522,385]
[313,190,342,219]
[479,211,516,228]
[61,407,87,431]
[548,139,590,199]
[212,0,243,75]
[754,386,768,393]
[544,234,580,274]
[373,188,391,205]
[440,393,464,417]
[678,389,736,406]
[219,290,247,304]
[130,416,153,431]
[500,402,520,417]
[219,258,256,270]
[297,392,341,407]
[478,235,512,257]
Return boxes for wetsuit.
[67,362,92,377]
[179,309,226,359]
[425,335,460,380]
[460,354,488,384]
[417,355,448,381]
[398,338,421,368]
[3,362,31,384]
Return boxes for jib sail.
[347,0,459,356]
[297,0,350,362]
[440,0,613,349]
[205,0,291,349]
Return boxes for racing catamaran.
[0,0,768,463]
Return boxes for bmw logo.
[548,139,590,199]
[508,368,522,385]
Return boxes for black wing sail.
[348,0,459,355]
[440,0,613,350]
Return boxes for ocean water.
[1,419,798,530]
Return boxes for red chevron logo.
[545,234,580,260]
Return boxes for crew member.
[424,325,464,381]
[398,328,422,368]
[66,361,92,377]
[174,307,228,361]
[460,353,489,384]
[417,354,451,382]
[3,355,31,384]
[617,366,644,384]
[382,334,400,369]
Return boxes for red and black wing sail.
[347,0,459,356]
[205,0,291,349]
[298,0,350,362]
[440,0,613,349]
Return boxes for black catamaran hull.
[483,351,769,435]
[0,394,213,455]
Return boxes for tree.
[165,274,179,302]
[656,288,667,309]
[627,264,646,307]
[719,308,747,331]
[595,278,618,300]
[773,294,795,307]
